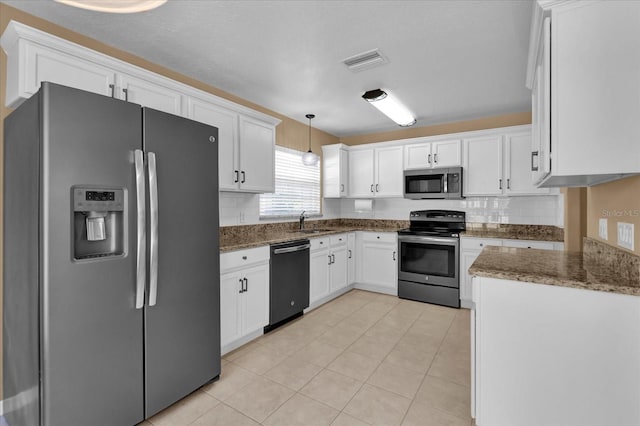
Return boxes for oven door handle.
[398,235,459,245]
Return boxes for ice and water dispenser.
[73,187,125,260]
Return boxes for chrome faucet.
[299,210,306,230]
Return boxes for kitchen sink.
[290,229,331,234]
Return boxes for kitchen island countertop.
[469,244,640,297]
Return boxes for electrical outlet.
[617,222,634,251]
[599,218,608,240]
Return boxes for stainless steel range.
[397,210,466,308]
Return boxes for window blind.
[259,146,321,218]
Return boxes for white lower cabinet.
[356,232,397,295]
[309,238,330,305]
[460,237,564,307]
[472,276,640,425]
[347,233,356,285]
[220,246,269,354]
[309,234,349,308]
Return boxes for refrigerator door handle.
[148,152,159,307]
[134,149,146,309]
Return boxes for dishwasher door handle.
[273,244,311,255]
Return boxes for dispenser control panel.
[73,187,124,212]
[85,191,116,201]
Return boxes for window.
[260,146,321,218]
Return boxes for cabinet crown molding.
[0,20,280,126]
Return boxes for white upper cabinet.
[1,21,280,193]
[2,34,116,105]
[348,146,402,198]
[188,100,276,193]
[348,149,376,197]
[504,132,549,195]
[404,139,461,170]
[527,0,640,187]
[463,135,503,196]
[464,127,551,197]
[238,116,276,193]
[117,73,183,116]
[187,97,239,191]
[375,146,403,197]
[322,144,349,198]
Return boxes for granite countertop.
[219,220,406,252]
[469,245,640,297]
[220,220,565,252]
[461,223,564,242]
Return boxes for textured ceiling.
[2,0,534,137]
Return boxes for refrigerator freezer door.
[142,108,221,417]
[40,83,144,425]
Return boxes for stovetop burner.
[401,209,466,237]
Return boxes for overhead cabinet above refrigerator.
[3,82,221,426]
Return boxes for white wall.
[330,195,563,226]
[220,191,564,227]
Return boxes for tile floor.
[140,290,473,426]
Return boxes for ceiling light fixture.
[302,114,319,166]
[362,89,416,127]
[54,0,167,13]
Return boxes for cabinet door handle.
[392,251,396,261]
[238,278,244,294]
[428,153,432,164]
[122,88,129,102]
[234,170,239,183]
[348,249,352,259]
[241,171,246,183]
[376,184,380,192]
[109,84,115,98]
[370,184,374,193]
[507,178,511,190]
[434,153,438,164]
[328,255,332,265]
[340,183,344,193]
[331,254,335,264]
[499,179,502,190]
[243,277,248,292]
[531,151,539,172]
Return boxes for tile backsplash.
[219,192,563,227]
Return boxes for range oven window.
[400,242,455,278]
[405,174,442,194]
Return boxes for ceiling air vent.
[342,49,388,73]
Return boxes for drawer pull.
[242,256,247,260]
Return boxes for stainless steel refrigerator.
[3,82,221,426]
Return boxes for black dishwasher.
[266,239,310,333]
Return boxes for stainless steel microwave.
[404,167,463,199]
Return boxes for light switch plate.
[617,222,634,251]
[599,218,608,240]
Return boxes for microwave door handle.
[443,173,448,193]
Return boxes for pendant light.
[302,114,320,166]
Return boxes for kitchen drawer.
[461,238,503,251]
[502,239,555,250]
[330,234,347,247]
[220,245,269,272]
[310,237,330,251]
[360,232,397,244]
